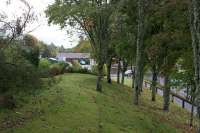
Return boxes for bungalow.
[56,53,96,70]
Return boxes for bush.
[39,59,51,69]
[0,45,42,94]
[39,59,69,77]
[58,61,69,74]
[73,67,90,74]
[65,66,73,73]
[64,61,90,74]
[78,68,90,73]
[71,60,82,72]
[91,65,107,76]
[38,58,51,77]
[49,64,61,76]
[49,62,69,76]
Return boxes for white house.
[56,53,96,70]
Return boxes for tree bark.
[151,65,158,101]
[190,101,194,127]
[96,61,104,92]
[133,0,145,105]
[186,85,189,100]
[117,58,121,84]
[131,64,135,88]
[190,0,200,131]
[106,57,112,84]
[163,75,170,111]
[139,65,144,93]
[121,59,128,85]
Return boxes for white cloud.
[0,0,80,48]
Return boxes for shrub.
[39,59,69,77]
[91,65,107,76]
[58,61,69,74]
[65,66,73,73]
[49,62,68,76]
[39,59,51,69]
[0,45,42,94]
[71,60,82,72]
[38,58,51,77]
[64,61,90,74]
[73,67,90,74]
[49,64,61,76]
[79,68,90,73]
[49,66,61,76]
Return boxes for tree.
[134,0,145,105]
[59,45,66,53]
[73,38,92,53]
[39,42,51,58]
[39,42,59,58]
[170,49,196,127]
[159,0,190,111]
[117,58,121,84]
[146,44,163,101]
[46,0,119,92]
[0,0,36,41]
[113,14,134,85]
[189,0,200,131]
[49,43,59,57]
[144,0,190,111]
[106,45,115,84]
[23,34,39,67]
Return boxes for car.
[48,58,58,63]
[125,70,134,77]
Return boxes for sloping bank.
[0,74,196,133]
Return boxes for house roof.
[57,53,90,59]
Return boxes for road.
[144,72,197,113]
[111,72,197,113]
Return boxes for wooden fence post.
[182,100,185,108]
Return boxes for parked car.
[125,70,134,77]
[48,58,58,63]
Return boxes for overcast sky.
[0,0,80,48]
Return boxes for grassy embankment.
[0,74,197,133]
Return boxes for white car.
[125,70,133,76]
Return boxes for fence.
[144,80,196,111]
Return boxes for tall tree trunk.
[163,75,170,111]
[133,0,145,105]
[139,65,144,93]
[96,61,104,92]
[131,64,135,88]
[106,57,112,84]
[121,59,128,85]
[121,65,125,85]
[190,100,195,127]
[151,65,158,101]
[190,0,200,131]
[186,85,189,100]
[117,58,121,84]
[189,84,196,127]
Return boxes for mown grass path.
[0,74,197,133]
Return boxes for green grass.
[0,74,197,133]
